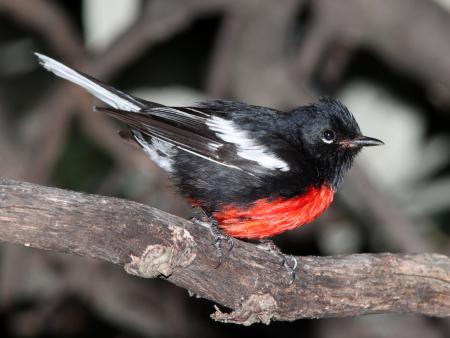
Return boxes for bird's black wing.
[96,103,290,176]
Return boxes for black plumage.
[35,53,383,215]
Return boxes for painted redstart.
[36,53,383,279]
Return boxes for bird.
[35,53,383,280]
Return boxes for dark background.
[0,0,450,337]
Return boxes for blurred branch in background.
[1,178,449,325]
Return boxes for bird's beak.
[339,135,384,148]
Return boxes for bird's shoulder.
[195,99,282,119]
[192,99,288,138]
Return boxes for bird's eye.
[321,129,335,144]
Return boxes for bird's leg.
[189,208,211,227]
[257,239,297,284]
[191,212,233,267]
[208,218,234,267]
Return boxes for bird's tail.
[35,53,159,112]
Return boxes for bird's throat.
[213,185,335,239]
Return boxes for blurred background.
[0,0,449,337]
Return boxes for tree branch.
[0,178,449,325]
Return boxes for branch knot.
[124,225,197,278]
[211,293,278,325]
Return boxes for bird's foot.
[209,219,234,267]
[192,217,234,268]
[257,239,297,284]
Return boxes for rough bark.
[0,178,449,325]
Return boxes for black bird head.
[287,97,383,188]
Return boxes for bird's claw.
[192,216,234,267]
[210,221,234,268]
[257,239,297,284]
[283,255,297,284]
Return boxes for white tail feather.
[35,53,141,112]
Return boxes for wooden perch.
[0,178,449,325]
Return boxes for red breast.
[212,185,335,239]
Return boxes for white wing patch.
[206,116,290,172]
[134,131,177,172]
[35,53,142,112]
